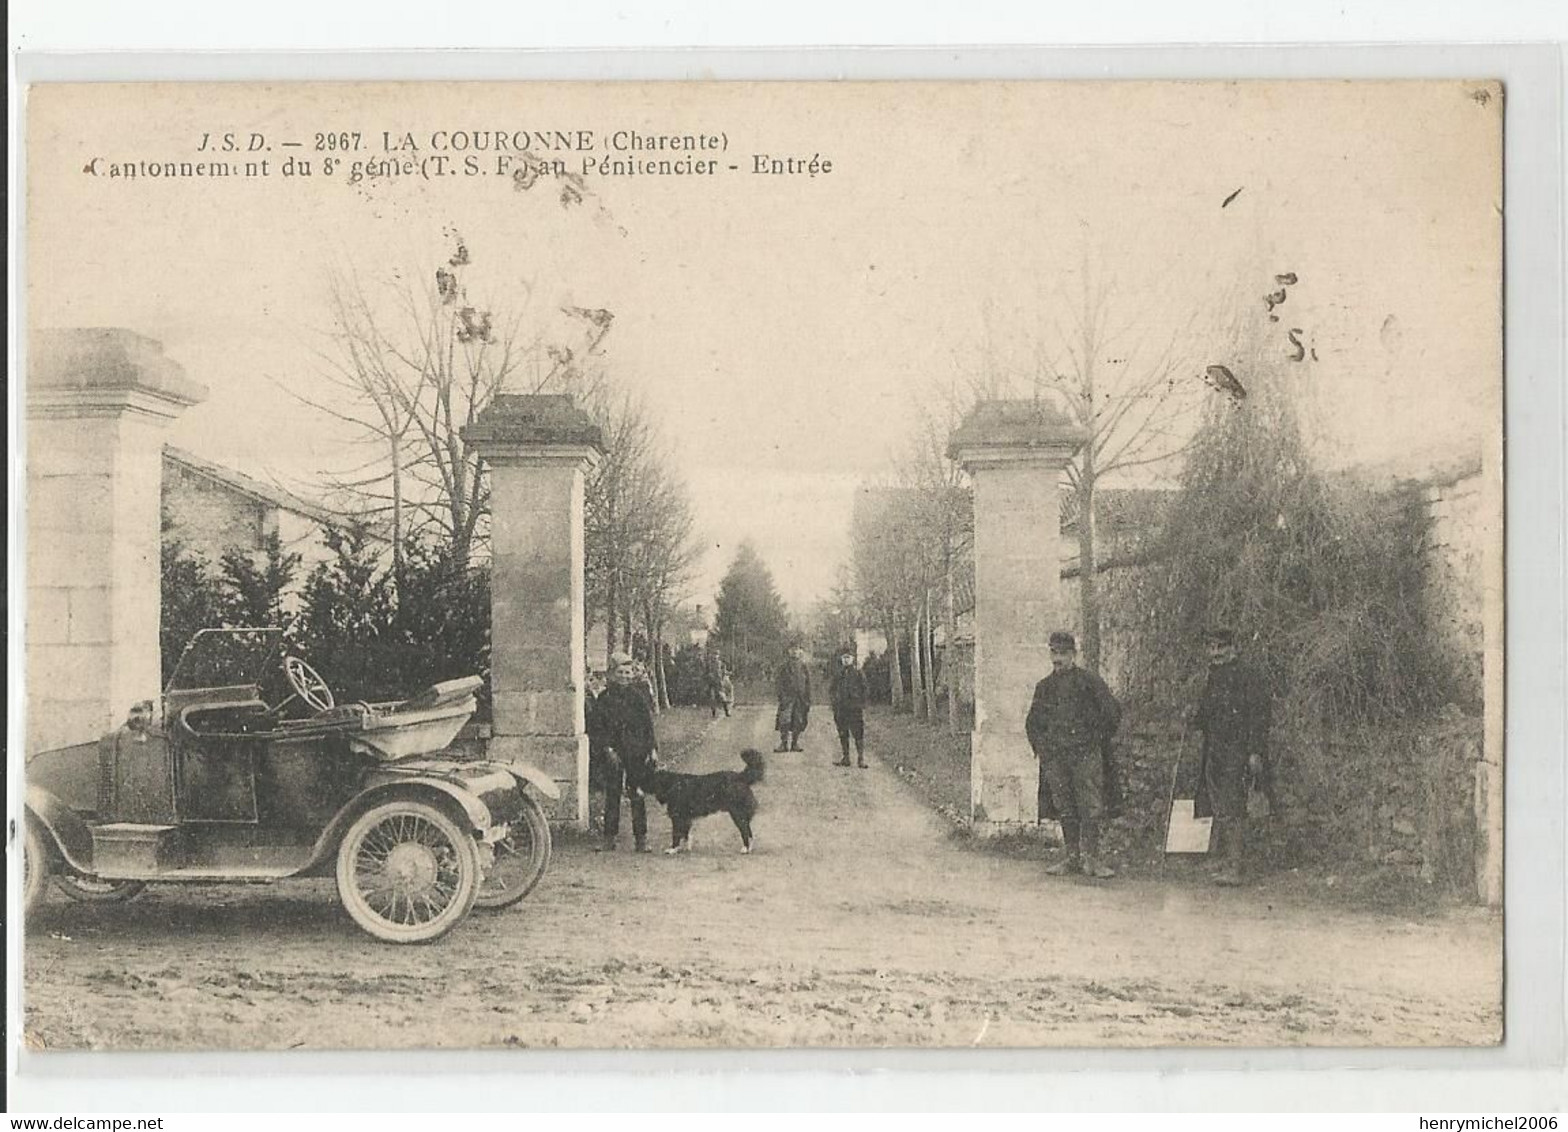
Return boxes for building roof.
[1337,440,1486,491]
[1060,486,1174,536]
[163,445,347,529]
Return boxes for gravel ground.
[23,705,1501,1051]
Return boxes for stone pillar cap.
[29,328,209,407]
[462,393,604,454]
[948,395,1089,466]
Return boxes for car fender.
[24,785,95,873]
[305,774,496,872]
[504,761,561,801]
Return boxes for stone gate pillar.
[950,398,1088,832]
[26,329,208,754]
[463,395,603,826]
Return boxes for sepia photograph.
[18,78,1504,1053]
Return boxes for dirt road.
[23,706,1501,1050]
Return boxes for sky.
[26,81,1501,614]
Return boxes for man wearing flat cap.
[829,645,869,769]
[1193,627,1274,886]
[590,650,660,852]
[1025,631,1123,879]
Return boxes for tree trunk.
[922,590,938,721]
[604,488,619,654]
[1077,287,1104,675]
[1078,467,1102,674]
[944,549,961,734]
[647,608,671,711]
[389,432,405,601]
[886,613,905,709]
[655,638,671,710]
[605,566,619,655]
[640,606,657,713]
[908,603,926,721]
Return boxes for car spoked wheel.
[54,873,147,903]
[336,799,480,943]
[474,793,553,910]
[23,822,51,916]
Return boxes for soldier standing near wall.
[1025,631,1122,879]
[1193,627,1274,887]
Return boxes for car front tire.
[23,822,51,917]
[54,873,148,904]
[336,798,481,943]
[474,792,553,910]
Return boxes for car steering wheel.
[283,655,336,713]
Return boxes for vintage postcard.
[19,80,1503,1051]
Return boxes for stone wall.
[1105,712,1482,895]
[161,454,348,584]
[162,459,267,560]
[1417,466,1486,709]
[272,507,343,579]
[1060,556,1159,696]
[1083,471,1488,896]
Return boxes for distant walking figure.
[633,658,658,709]
[1193,627,1275,887]
[774,645,812,752]
[1025,631,1122,880]
[706,650,732,719]
[829,646,868,768]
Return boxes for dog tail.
[740,747,765,784]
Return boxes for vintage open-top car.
[24,628,555,943]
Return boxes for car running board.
[88,865,300,881]
[90,823,311,879]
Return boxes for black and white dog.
[649,748,765,854]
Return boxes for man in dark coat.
[774,645,812,752]
[828,646,869,768]
[591,651,660,852]
[1037,723,1124,820]
[1193,627,1274,886]
[1025,631,1123,879]
[584,669,609,830]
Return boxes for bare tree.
[583,388,656,656]
[895,405,974,733]
[850,483,935,714]
[581,383,705,694]
[647,515,704,709]
[849,486,907,709]
[286,236,612,578]
[1033,264,1206,672]
[808,567,861,662]
[625,461,703,710]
